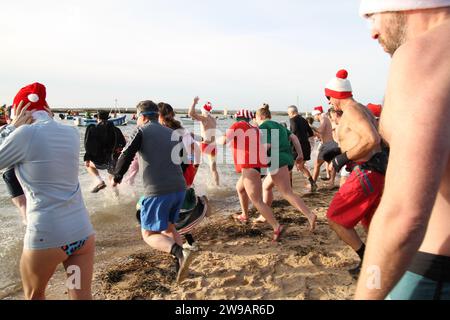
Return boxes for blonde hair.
[256,103,271,119]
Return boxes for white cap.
[360,0,450,18]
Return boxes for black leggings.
[2,168,24,198]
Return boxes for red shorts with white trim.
[327,167,385,229]
[201,143,217,157]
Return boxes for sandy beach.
[33,172,365,301]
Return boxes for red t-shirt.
[226,121,268,173]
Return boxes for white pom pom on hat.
[27,94,40,103]
[325,69,353,100]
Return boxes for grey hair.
[288,105,298,113]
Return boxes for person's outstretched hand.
[193,96,200,105]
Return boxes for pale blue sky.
[0,0,390,111]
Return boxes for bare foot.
[308,213,317,232]
[327,182,336,190]
[252,215,267,224]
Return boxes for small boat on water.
[74,115,127,127]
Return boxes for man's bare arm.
[315,116,327,136]
[188,96,207,122]
[344,108,381,160]
[355,43,450,299]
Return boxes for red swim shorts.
[201,143,217,157]
[327,167,385,229]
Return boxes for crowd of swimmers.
[0,0,449,300]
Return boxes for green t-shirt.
[259,120,294,170]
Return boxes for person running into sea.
[112,100,194,283]
[0,83,95,300]
[311,106,337,187]
[158,102,203,251]
[356,0,450,300]
[188,96,220,186]
[84,110,126,193]
[328,107,350,187]
[253,104,317,232]
[287,105,317,192]
[321,69,387,277]
[217,109,285,241]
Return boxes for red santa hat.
[312,106,324,116]
[203,102,213,113]
[325,69,353,100]
[13,83,48,113]
[367,103,382,119]
[235,109,255,120]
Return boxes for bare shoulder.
[388,25,450,114]
[382,21,450,142]
[345,102,368,120]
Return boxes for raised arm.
[355,44,450,299]
[188,96,208,122]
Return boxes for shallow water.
[0,114,316,298]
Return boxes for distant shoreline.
[51,108,312,117]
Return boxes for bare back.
[317,114,334,143]
[380,20,450,256]
[337,102,381,162]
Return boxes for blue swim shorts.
[140,191,186,232]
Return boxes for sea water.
[0,114,317,298]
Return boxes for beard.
[379,13,407,56]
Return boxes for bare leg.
[270,166,317,231]
[326,164,331,179]
[142,229,177,253]
[11,195,27,225]
[20,247,68,300]
[254,176,276,224]
[242,169,279,231]
[63,235,95,300]
[328,219,364,251]
[312,159,324,182]
[209,156,220,186]
[328,167,337,188]
[236,176,249,219]
[86,164,101,181]
[86,162,106,192]
[262,176,274,207]
[300,164,313,180]
[162,224,183,247]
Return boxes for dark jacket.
[84,121,126,164]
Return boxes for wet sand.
[17,172,366,300]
